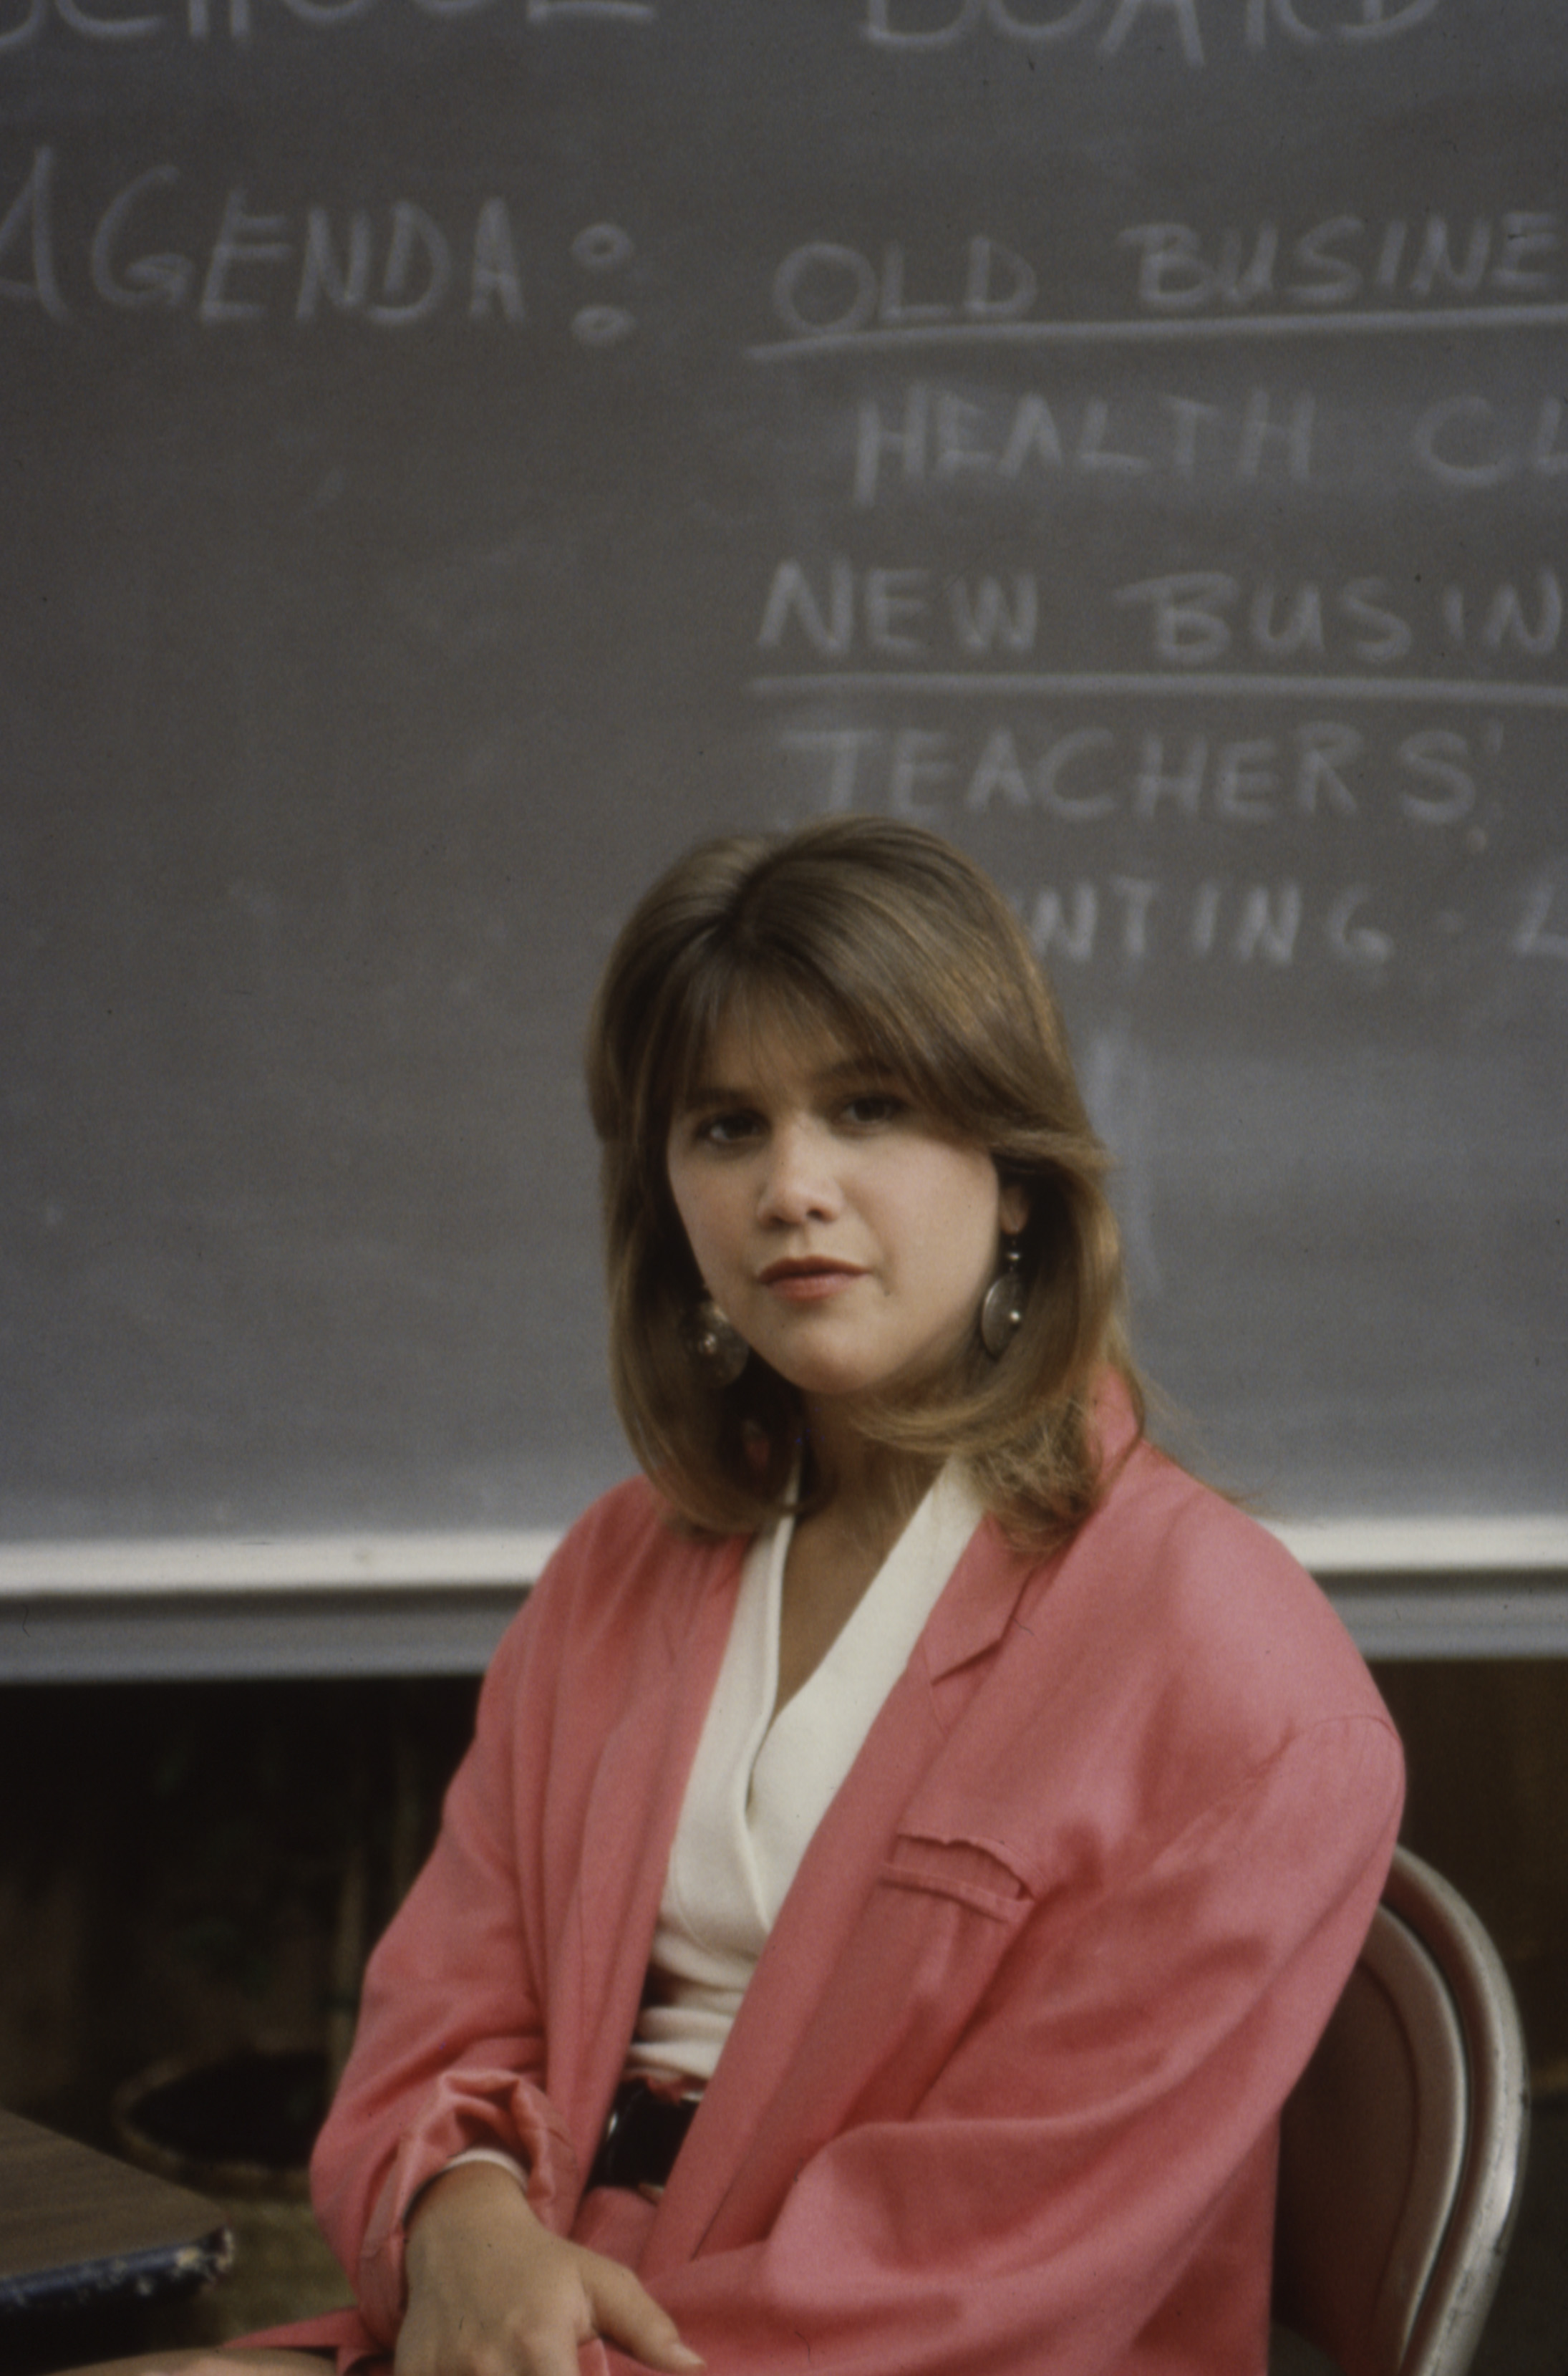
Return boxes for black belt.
[588,2079,700,2193]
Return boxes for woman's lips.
[758,1259,865,1302]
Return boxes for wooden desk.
[0,2105,231,2326]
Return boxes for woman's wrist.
[406,2155,539,2256]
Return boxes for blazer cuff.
[354,2065,581,2342]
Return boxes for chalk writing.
[851,382,1314,506]
[860,0,1446,62]
[771,716,1558,982]
[569,219,637,346]
[778,718,1490,832]
[0,151,636,336]
[754,223,1568,361]
[755,556,1565,674]
[0,0,652,52]
[1021,878,1391,969]
[1513,880,1568,960]
[0,145,64,319]
[1115,569,1562,667]
[1012,874,1568,972]
[846,382,1568,506]
[759,558,1042,658]
[1121,213,1567,314]
[773,238,1036,341]
[1413,394,1568,488]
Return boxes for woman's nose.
[756,1119,840,1225]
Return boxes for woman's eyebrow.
[675,1078,752,1111]
[813,1054,900,1087]
[673,1053,899,1109]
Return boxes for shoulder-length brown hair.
[585,817,1141,1545]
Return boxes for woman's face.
[666,1008,1027,1410]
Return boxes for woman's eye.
[841,1093,906,1127]
[697,1109,760,1147]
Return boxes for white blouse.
[445,1465,986,2195]
[628,1462,985,2090]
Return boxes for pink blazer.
[270,1401,1403,2376]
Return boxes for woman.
[102,818,1402,2376]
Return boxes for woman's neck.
[776,1410,939,1716]
[798,1399,935,1550]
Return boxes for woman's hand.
[396,2160,702,2376]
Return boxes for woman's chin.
[788,1361,934,1414]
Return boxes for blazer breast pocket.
[878,1827,1036,1924]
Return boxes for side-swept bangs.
[586,818,1141,1542]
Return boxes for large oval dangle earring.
[687,1295,750,1387]
[980,1237,1026,1360]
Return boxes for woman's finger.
[580,2251,703,2371]
[505,2302,603,2376]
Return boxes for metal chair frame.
[1272,1845,1531,2376]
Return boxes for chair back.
[1272,1846,1530,2376]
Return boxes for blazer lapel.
[644,1517,1042,2269]
[556,1530,746,2182]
